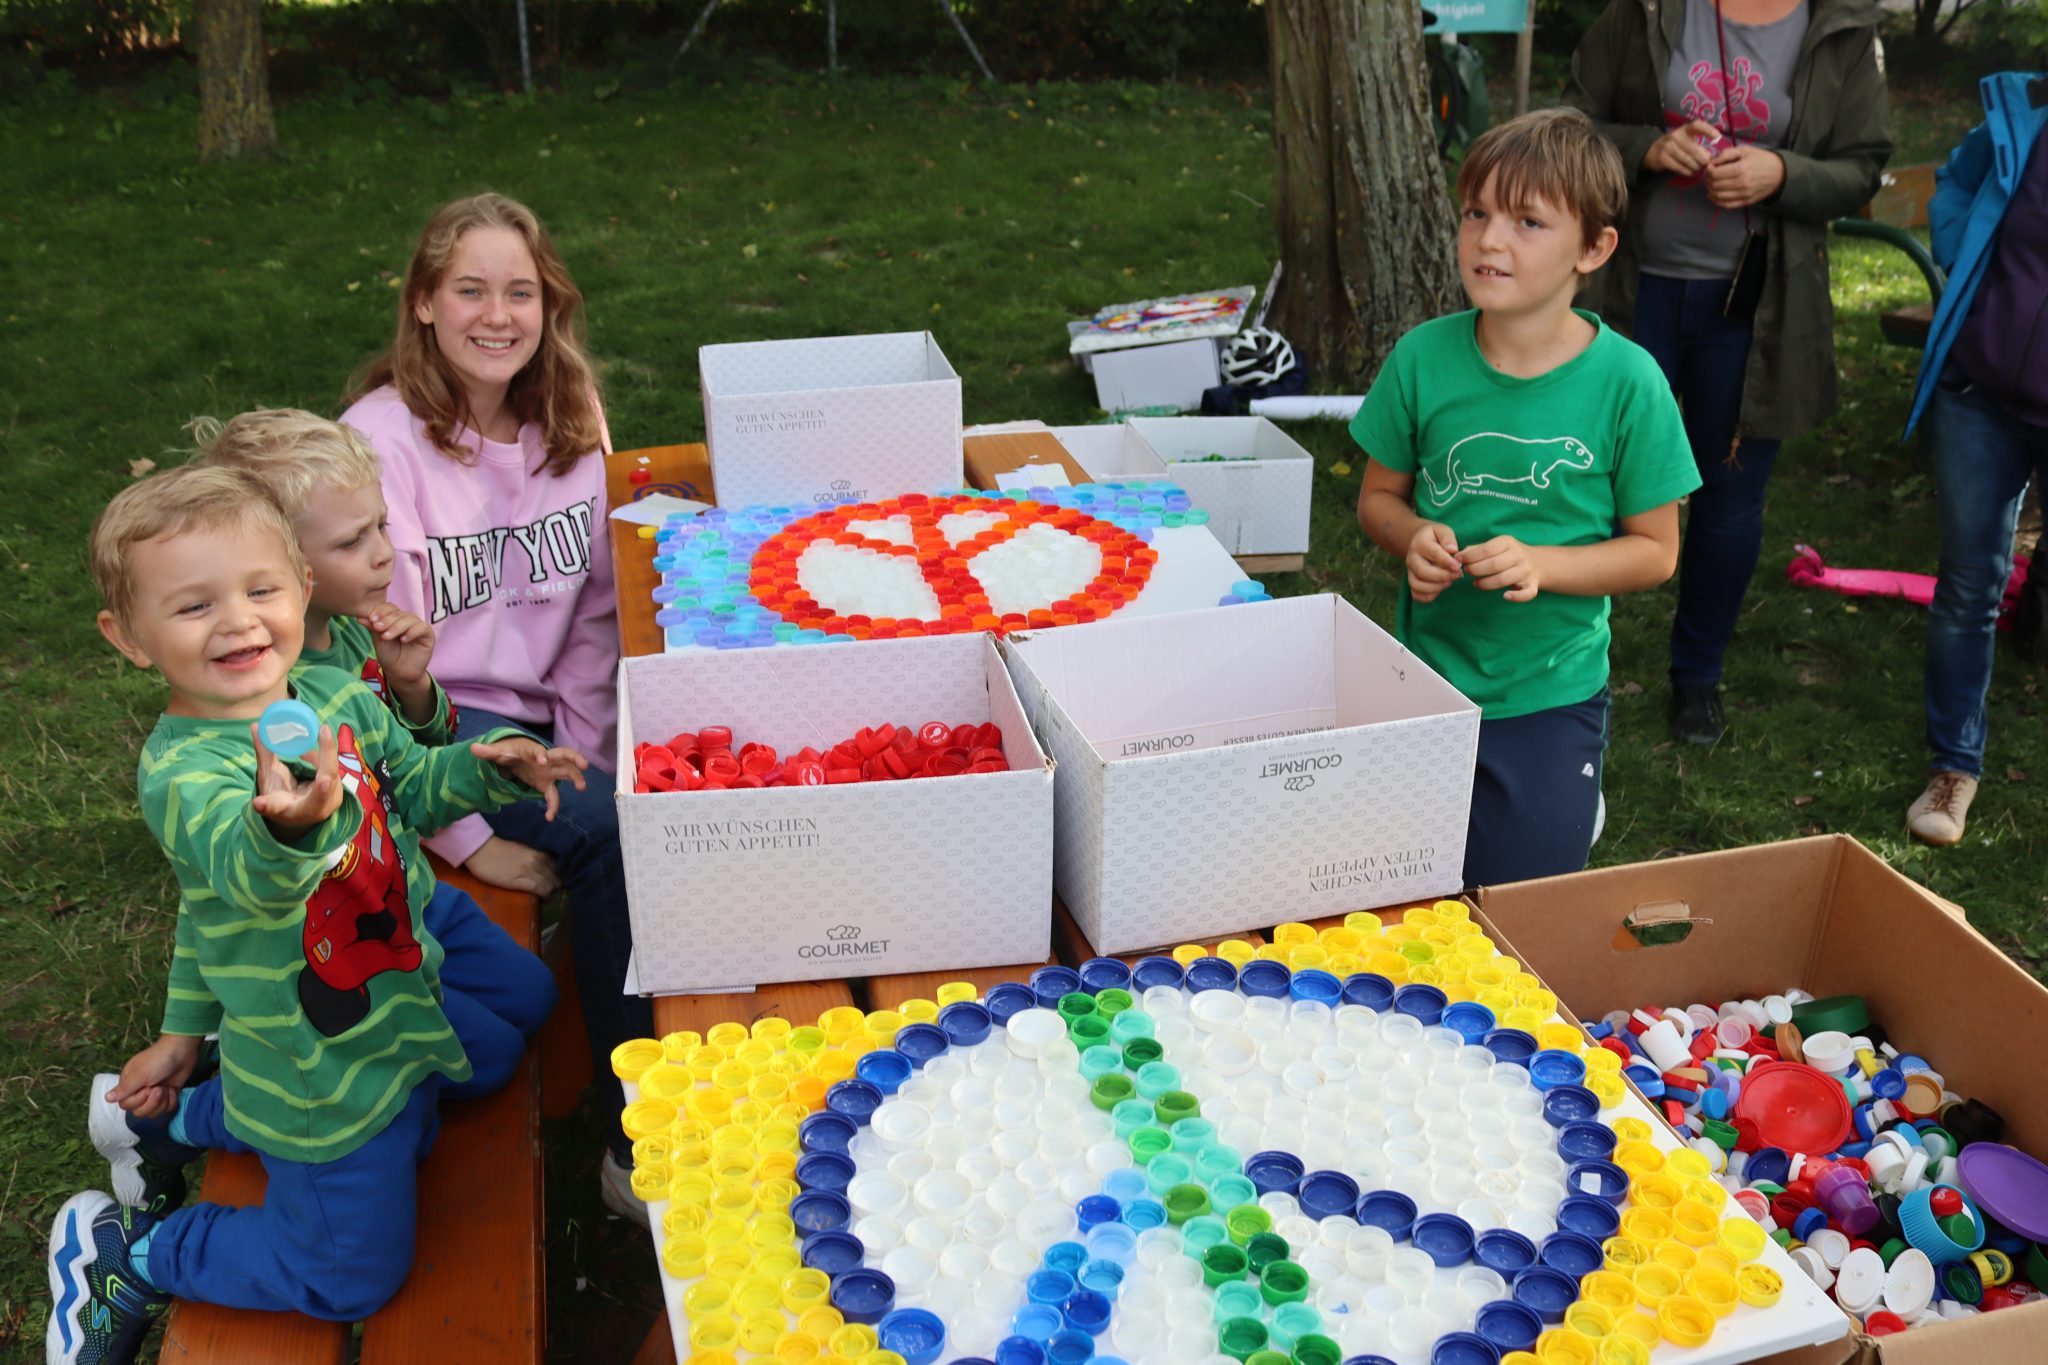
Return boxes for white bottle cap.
[1883,1248,1936,1316]
[1641,1019,1692,1072]
[1834,1247,1886,1314]
[1763,995,1794,1025]
[1004,1007,1065,1058]
[1808,1228,1852,1269]
[1789,1245,1834,1290]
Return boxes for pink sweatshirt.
[342,385,619,866]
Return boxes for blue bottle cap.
[1440,1001,1497,1044]
[1085,1223,1139,1267]
[1555,1194,1622,1241]
[855,1050,913,1095]
[1044,1328,1096,1365]
[938,1001,994,1047]
[827,1078,886,1124]
[788,1189,852,1233]
[1483,1028,1538,1066]
[1076,1195,1121,1231]
[795,1150,856,1193]
[1541,1085,1600,1127]
[1556,1121,1618,1166]
[1413,1213,1477,1267]
[1341,973,1396,1011]
[800,1228,864,1275]
[1528,1050,1588,1091]
[1030,966,1082,1009]
[1238,959,1292,999]
[1563,1159,1629,1207]
[1356,1188,1418,1239]
[1061,1289,1112,1335]
[1622,1062,1665,1098]
[1474,1299,1542,1352]
[1793,1206,1829,1241]
[1703,1086,1731,1121]
[893,1023,949,1068]
[953,1359,999,1365]
[1131,955,1186,991]
[1123,1198,1166,1230]
[985,982,1036,1025]
[1010,1303,1063,1343]
[1102,1168,1147,1204]
[1746,1146,1791,1186]
[1431,1332,1502,1365]
[1299,1169,1361,1219]
[996,1336,1047,1365]
[1290,969,1343,1006]
[1539,1230,1603,1279]
[800,1110,858,1155]
[1472,1227,1538,1277]
[1078,1257,1126,1295]
[1393,983,1448,1026]
[1245,1150,1306,1196]
[1044,1241,1089,1275]
[878,1308,947,1365]
[1186,957,1238,993]
[256,698,321,758]
[1511,1265,1577,1322]
[1028,1269,1077,1306]
[1342,1358,1400,1365]
[1079,957,1132,993]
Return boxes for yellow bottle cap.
[1581,1047,1623,1074]
[1432,898,1472,920]
[728,1098,772,1129]
[1500,1005,1544,1032]
[630,1161,671,1202]
[732,1275,782,1315]
[1319,926,1364,954]
[1610,1311,1661,1349]
[1662,1146,1711,1180]
[705,1020,749,1048]
[711,1058,755,1094]
[1216,939,1257,966]
[893,999,937,1025]
[664,1203,708,1238]
[1170,944,1206,965]
[758,1119,802,1154]
[1564,1299,1614,1340]
[1518,988,1560,1017]
[863,1010,904,1045]
[1736,1263,1783,1307]
[663,1233,709,1280]
[818,1006,866,1042]
[774,1332,824,1364]
[633,1134,674,1168]
[640,1063,695,1105]
[612,1037,665,1083]
[1534,1326,1596,1364]
[934,981,978,1005]
[758,1150,799,1183]
[638,524,658,540]
[1366,950,1410,982]
[1272,921,1316,945]
[687,1352,739,1365]
[1618,1207,1673,1245]
[787,1024,827,1056]
[739,1312,785,1354]
[750,1211,798,1249]
[1343,910,1387,935]
[755,1246,801,1283]
[690,1314,741,1352]
[1419,926,1460,952]
[1673,1200,1721,1247]
[683,1046,725,1083]
[783,1266,832,1311]
[1579,1270,1636,1313]
[862,1352,908,1365]
[1398,940,1437,965]
[1601,1236,1651,1272]
[1288,944,1330,972]
[702,1213,749,1250]
[711,1156,755,1188]
[830,1324,879,1358]
[1252,943,1289,963]
[1683,1267,1740,1318]
[1629,1172,1683,1210]
[1406,963,1444,987]
[1503,1355,1543,1365]
[708,1244,752,1281]
[1610,1117,1654,1143]
[735,1038,776,1070]
[799,1306,845,1341]
[1469,963,1508,989]
[1594,1334,1646,1365]
[669,1170,714,1207]
[812,1052,857,1085]
[1613,1141,1667,1178]
[750,1015,792,1042]
[620,1098,678,1142]
[1693,1245,1738,1278]
[1656,1296,1716,1348]
[1651,1241,1697,1275]
[1585,1072,1628,1110]
[684,1277,734,1316]
[749,1073,792,1107]
[661,1029,704,1060]
[671,1136,713,1170]
[1630,1260,1682,1308]
[711,1180,757,1218]
[791,1075,830,1112]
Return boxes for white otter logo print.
[1420,433,1597,509]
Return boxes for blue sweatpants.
[1461,689,1610,889]
[146,883,555,1318]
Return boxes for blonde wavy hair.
[91,465,308,631]
[189,408,381,518]
[347,193,604,477]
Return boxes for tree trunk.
[194,0,277,163]
[1267,0,1462,388]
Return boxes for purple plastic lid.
[1957,1143,2048,1243]
[1474,1300,1542,1352]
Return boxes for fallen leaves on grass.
[1794,794,1816,807]
[1617,680,1645,697]
[2007,768,2028,783]
[127,458,154,477]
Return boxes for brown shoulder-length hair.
[347,193,604,477]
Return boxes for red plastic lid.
[1734,1063,1852,1156]
[1864,1311,1907,1337]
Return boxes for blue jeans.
[453,706,651,1158]
[423,881,558,1099]
[1924,380,2048,776]
[1631,272,1785,688]
[1462,689,1610,888]
[149,1080,441,1318]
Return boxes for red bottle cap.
[666,731,699,754]
[787,760,826,786]
[880,747,911,780]
[629,467,650,484]
[825,767,862,785]
[976,722,1002,748]
[919,721,952,749]
[926,751,968,777]
[740,746,778,776]
[1930,1188,1963,1218]
[734,774,765,789]
[699,725,733,750]
[704,752,741,783]
[1864,1311,1907,1337]
[969,760,1006,773]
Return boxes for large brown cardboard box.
[962,430,1092,490]
[1475,834,2048,1365]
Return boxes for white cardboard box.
[698,332,963,511]
[1072,336,1222,414]
[1002,593,1479,953]
[1125,415,1316,557]
[1045,423,1173,482]
[615,634,1053,992]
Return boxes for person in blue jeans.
[1901,72,2048,846]
[1570,0,1893,744]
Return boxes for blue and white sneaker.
[45,1191,168,1365]
[87,1074,201,1216]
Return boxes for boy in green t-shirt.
[1354,108,1700,888]
[46,466,585,1364]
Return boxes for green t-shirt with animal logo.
[1352,310,1699,720]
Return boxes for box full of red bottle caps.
[1475,834,2048,1365]
[615,632,1053,993]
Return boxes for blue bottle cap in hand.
[257,698,320,758]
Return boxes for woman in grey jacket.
[1570,0,1891,744]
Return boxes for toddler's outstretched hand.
[470,738,589,821]
[107,1034,204,1119]
[361,603,436,698]
[1406,522,1464,604]
[251,722,344,836]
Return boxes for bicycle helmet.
[1220,327,1297,387]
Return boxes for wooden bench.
[1832,162,1943,349]
[158,859,546,1365]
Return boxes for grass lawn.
[0,59,2040,1362]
